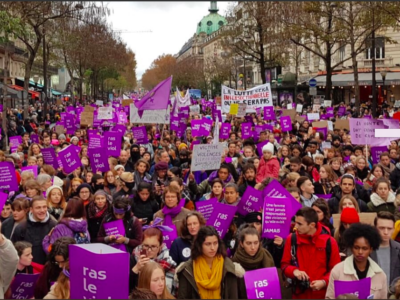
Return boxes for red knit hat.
[340,207,360,224]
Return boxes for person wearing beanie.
[152,161,170,199]
[86,190,112,240]
[334,207,360,259]
[114,164,125,176]
[178,143,188,152]
[256,142,280,183]
[46,185,66,221]
[70,136,79,146]
[76,183,93,206]
[113,172,135,200]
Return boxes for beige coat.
[0,235,18,299]
[154,208,190,236]
[325,255,387,299]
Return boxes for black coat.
[390,164,400,191]
[0,217,15,239]
[370,240,400,285]
[328,186,368,214]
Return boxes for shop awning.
[0,82,23,98]
[314,72,400,87]
[10,85,40,98]
[51,89,62,96]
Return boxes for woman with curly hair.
[326,223,387,299]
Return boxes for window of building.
[207,21,212,26]
[365,36,385,59]
[339,44,345,61]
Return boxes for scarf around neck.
[162,198,185,226]
[194,255,224,299]
[233,245,274,270]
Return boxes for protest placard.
[241,123,253,139]
[104,131,122,157]
[229,103,239,115]
[98,107,113,120]
[237,103,247,117]
[117,111,128,124]
[221,83,273,113]
[21,166,38,178]
[334,277,371,299]
[321,141,332,150]
[189,105,200,115]
[9,136,22,153]
[132,126,149,144]
[0,162,19,192]
[30,134,39,144]
[103,220,126,252]
[41,148,59,169]
[349,118,392,146]
[237,186,263,216]
[334,119,350,130]
[69,244,129,299]
[206,202,237,238]
[9,274,40,299]
[199,118,213,136]
[220,123,231,139]
[296,104,303,113]
[58,145,82,174]
[263,106,275,120]
[324,100,332,107]
[195,198,218,221]
[282,109,297,122]
[130,103,170,124]
[122,99,133,107]
[89,148,109,173]
[280,116,292,132]
[371,146,388,164]
[244,267,282,299]
[307,113,320,121]
[191,144,223,172]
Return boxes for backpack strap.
[325,237,332,275]
[290,232,299,267]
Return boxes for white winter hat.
[46,185,63,197]
[262,143,274,155]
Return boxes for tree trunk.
[325,50,333,102]
[2,49,9,151]
[24,54,35,118]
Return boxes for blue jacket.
[170,237,191,266]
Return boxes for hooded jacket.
[188,170,234,198]
[256,156,280,183]
[12,213,57,265]
[367,192,396,214]
[0,236,19,299]
[390,163,400,191]
[328,187,369,214]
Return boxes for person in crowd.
[199,179,224,202]
[238,163,257,196]
[0,221,19,299]
[370,211,400,288]
[76,183,93,206]
[133,159,152,189]
[256,142,280,182]
[325,223,387,299]
[364,164,385,190]
[311,199,334,235]
[37,174,53,195]
[86,189,111,239]
[170,212,206,266]
[334,207,360,261]
[313,164,337,195]
[42,197,90,254]
[68,178,84,199]
[152,161,171,200]
[91,174,105,193]
[297,176,318,207]
[46,185,66,220]
[129,288,157,300]
[114,172,136,199]
[1,201,12,222]
[1,198,30,240]
[104,170,118,196]
[354,156,370,181]
[232,224,275,299]
[137,261,175,299]
[43,260,71,299]
[176,226,240,299]
[154,185,190,236]
[34,237,76,299]
[368,177,396,214]
[12,196,57,265]
[338,195,361,213]
[281,207,341,299]
[379,151,395,177]
[132,182,159,225]
[13,241,43,274]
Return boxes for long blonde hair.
[53,263,70,299]
[138,261,174,299]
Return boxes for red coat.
[281,224,341,299]
[256,156,280,183]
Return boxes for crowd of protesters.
[1,97,400,300]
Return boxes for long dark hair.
[191,226,226,260]
[180,212,206,241]
[62,197,86,220]
[312,199,332,230]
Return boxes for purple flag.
[103,220,127,252]
[89,148,109,173]
[371,146,388,164]
[134,77,172,117]
[58,145,82,174]
[195,198,218,221]
[104,131,122,157]
[237,186,263,216]
[206,202,237,238]
[21,166,38,178]
[41,148,59,169]
[132,126,149,144]
[10,274,40,299]
[244,267,282,299]
[69,244,130,299]
[30,134,39,144]
[334,277,371,299]
[241,122,252,139]
[264,106,275,120]
[220,123,231,139]
[9,136,22,153]
[0,161,18,192]
[0,191,7,212]
[280,116,292,132]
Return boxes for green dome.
[196,1,227,36]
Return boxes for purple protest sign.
[113,124,126,135]
[10,274,40,299]
[41,148,59,169]
[244,267,282,300]
[256,141,269,156]
[200,118,213,136]
[162,224,178,249]
[9,136,22,153]
[262,196,298,239]
[191,120,202,137]
[69,244,130,299]
[58,145,82,174]
[21,166,38,178]
[371,146,388,164]
[89,148,109,173]
[117,111,128,124]
[132,126,149,144]
[280,116,292,132]
[195,198,218,221]
[326,107,334,117]
[0,162,18,192]
[212,107,222,122]
[241,122,252,139]
[30,134,39,144]
[88,135,103,149]
[237,186,263,216]
[219,123,231,139]
[334,277,371,299]
[315,194,332,200]
[315,127,328,138]
[263,179,296,199]
[103,219,127,252]
[0,191,7,212]
[263,106,275,120]
[255,107,261,116]
[64,114,75,135]
[206,202,237,238]
[170,116,180,131]
[338,106,346,116]
[349,118,390,146]
[104,131,122,157]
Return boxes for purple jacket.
[42,219,90,254]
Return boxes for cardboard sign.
[334,119,350,130]
[191,144,223,172]
[122,99,133,107]
[295,116,306,123]
[69,244,130,299]
[312,121,328,128]
[324,100,332,107]
[55,125,65,135]
[296,104,303,113]
[130,104,170,124]
[244,267,282,299]
[333,213,377,229]
[282,109,297,122]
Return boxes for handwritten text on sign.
[191,144,223,172]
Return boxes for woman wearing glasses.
[103,170,118,197]
[76,183,93,207]
[131,227,177,294]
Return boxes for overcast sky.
[106,1,231,80]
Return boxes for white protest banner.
[395,100,400,108]
[324,100,332,107]
[296,103,303,113]
[322,141,332,150]
[130,103,170,124]
[312,104,321,112]
[327,121,334,131]
[307,113,320,121]
[191,144,223,172]
[95,100,104,106]
[97,107,113,120]
[221,83,272,113]
[287,103,293,109]
[213,116,220,145]
[189,105,200,115]
[236,103,247,117]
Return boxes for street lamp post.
[380,69,387,104]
